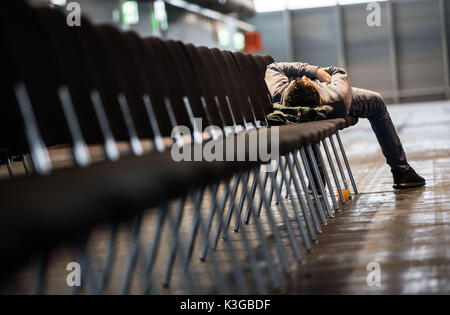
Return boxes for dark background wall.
[248,0,450,104]
[28,0,221,47]
[27,0,450,105]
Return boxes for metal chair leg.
[306,145,333,218]
[211,179,232,250]
[291,152,321,233]
[22,154,32,176]
[184,189,205,270]
[243,171,258,224]
[91,90,120,161]
[283,156,294,199]
[268,171,303,263]
[328,136,349,190]
[14,82,52,175]
[241,168,281,291]
[97,223,118,294]
[322,139,346,205]
[255,172,291,277]
[278,157,312,251]
[119,93,144,156]
[265,166,279,207]
[237,181,273,294]
[314,143,339,212]
[58,86,91,167]
[285,154,317,242]
[299,149,327,224]
[163,203,198,295]
[199,184,220,261]
[161,196,186,289]
[71,232,96,295]
[232,171,251,232]
[143,206,174,294]
[31,252,48,295]
[205,179,269,294]
[255,171,269,217]
[120,213,143,295]
[277,156,289,197]
[208,183,250,295]
[192,186,233,295]
[6,158,14,178]
[335,131,358,194]
[219,174,241,242]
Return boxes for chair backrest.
[34,8,104,146]
[196,46,237,127]
[143,37,192,132]
[0,1,70,150]
[209,48,247,126]
[220,50,257,125]
[95,24,154,155]
[253,55,270,78]
[0,24,26,157]
[122,32,173,139]
[232,52,269,123]
[183,43,226,128]
[0,0,279,165]
[76,16,129,143]
[263,55,275,66]
[163,40,210,126]
[245,54,274,114]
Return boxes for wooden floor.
[286,100,450,294]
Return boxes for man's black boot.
[392,168,426,189]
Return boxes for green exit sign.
[121,1,140,25]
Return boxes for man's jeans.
[311,87,409,183]
[349,87,409,171]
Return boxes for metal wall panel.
[290,8,340,68]
[342,3,393,94]
[250,0,450,103]
[395,0,444,93]
[29,0,221,47]
[74,0,120,25]
[28,0,450,103]
[247,11,290,61]
[445,0,450,95]
[166,9,218,48]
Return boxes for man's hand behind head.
[315,68,332,84]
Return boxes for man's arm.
[321,66,353,115]
[265,62,319,103]
[316,68,332,83]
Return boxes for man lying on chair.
[265,62,425,190]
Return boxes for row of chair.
[0,1,358,294]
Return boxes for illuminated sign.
[121,1,140,25]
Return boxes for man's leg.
[349,87,408,171]
[349,87,425,188]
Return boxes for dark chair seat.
[277,120,339,154]
[0,143,257,272]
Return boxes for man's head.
[283,76,322,108]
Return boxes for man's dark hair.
[283,78,321,108]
